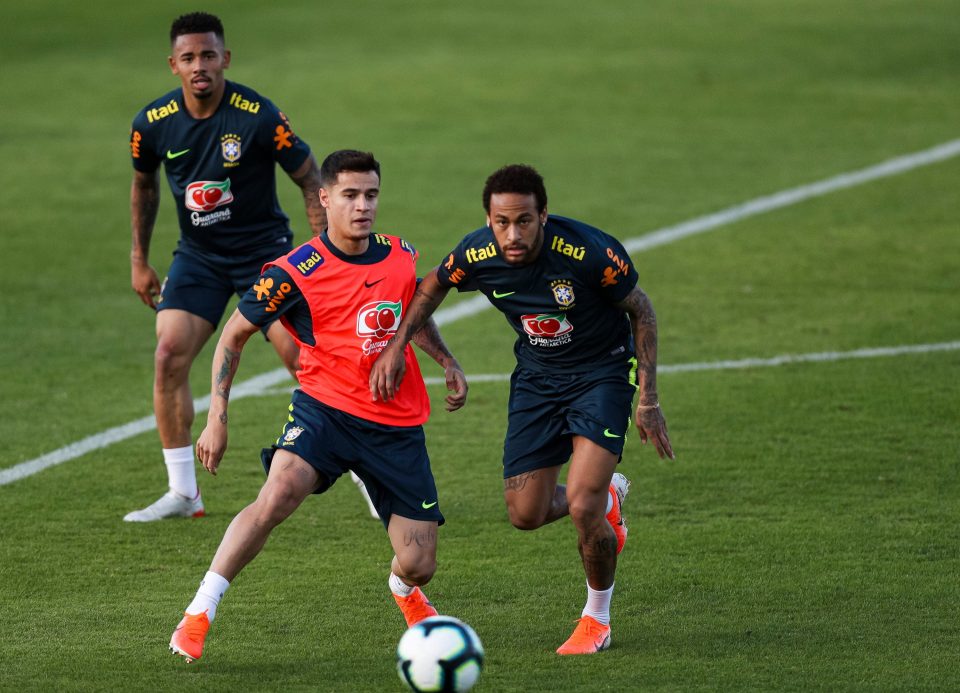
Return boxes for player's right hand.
[131,262,161,309]
[196,423,228,476]
[369,341,407,402]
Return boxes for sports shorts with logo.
[502,360,637,478]
[157,244,292,329]
[261,389,444,527]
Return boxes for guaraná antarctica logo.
[357,300,403,355]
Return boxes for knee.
[254,482,302,527]
[567,496,604,532]
[154,338,190,377]
[507,503,546,531]
[396,553,436,586]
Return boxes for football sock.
[389,572,415,598]
[605,489,614,515]
[186,571,230,622]
[163,445,198,499]
[581,581,614,626]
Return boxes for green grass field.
[2,1,959,690]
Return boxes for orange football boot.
[556,616,612,655]
[606,472,630,555]
[169,610,210,663]
[393,586,438,627]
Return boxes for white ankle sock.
[164,446,198,499]
[186,571,230,622]
[581,581,614,625]
[389,572,415,597]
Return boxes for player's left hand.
[443,363,468,412]
[196,423,228,475]
[635,403,675,460]
[369,340,407,402]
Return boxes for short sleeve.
[129,115,160,173]
[434,241,476,291]
[257,99,311,173]
[594,234,639,303]
[237,265,305,327]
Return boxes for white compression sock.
[581,582,614,626]
[389,572,415,598]
[163,446,198,499]
[186,571,231,622]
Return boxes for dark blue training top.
[435,215,640,373]
[130,80,311,261]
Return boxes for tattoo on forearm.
[412,319,453,364]
[215,347,241,400]
[132,190,159,253]
[619,287,659,395]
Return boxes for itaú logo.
[185,179,234,212]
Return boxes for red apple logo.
[521,313,573,339]
[357,301,402,339]
[185,179,234,212]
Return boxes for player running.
[126,12,376,522]
[169,150,467,663]
[370,164,674,655]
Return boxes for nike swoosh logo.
[166,149,190,159]
[364,278,385,288]
[603,429,621,438]
[421,500,438,509]
[492,290,515,298]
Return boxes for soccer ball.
[396,615,484,692]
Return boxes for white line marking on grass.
[623,138,960,254]
[4,339,956,486]
[420,340,960,384]
[4,139,959,485]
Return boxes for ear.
[168,55,177,74]
[318,188,329,209]
[540,207,548,225]
[223,49,231,69]
[485,214,492,228]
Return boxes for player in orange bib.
[168,150,467,663]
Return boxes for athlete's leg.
[126,309,215,521]
[565,436,619,590]
[555,436,620,655]
[154,308,215,449]
[266,319,300,378]
[388,515,440,626]
[503,465,566,530]
[388,515,438,587]
[208,450,320,581]
[170,450,320,662]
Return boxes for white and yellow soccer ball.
[396,615,484,692]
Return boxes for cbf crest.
[221,133,242,167]
[282,426,304,445]
[551,279,575,308]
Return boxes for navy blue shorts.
[502,361,637,478]
[261,389,444,527]
[156,245,291,329]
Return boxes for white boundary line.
[3,139,959,486]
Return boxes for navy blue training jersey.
[435,216,640,372]
[130,80,311,260]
